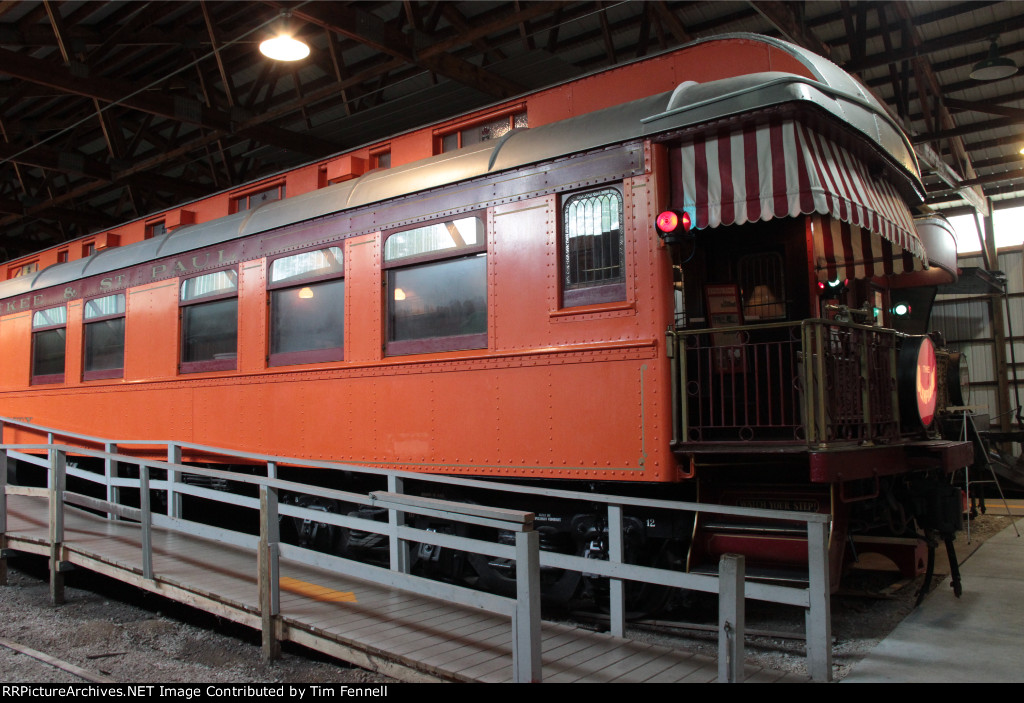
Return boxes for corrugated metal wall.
[932,249,1024,451]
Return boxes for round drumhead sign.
[916,336,937,427]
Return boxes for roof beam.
[748,1,832,59]
[291,2,525,99]
[889,2,988,217]
[0,46,341,157]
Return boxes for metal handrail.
[671,317,899,448]
[0,416,833,681]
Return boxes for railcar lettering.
[738,500,820,513]
[99,274,129,291]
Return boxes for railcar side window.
[232,183,285,213]
[31,306,67,385]
[10,261,38,279]
[83,293,126,380]
[268,246,345,366]
[384,216,487,355]
[180,269,238,373]
[562,186,625,307]
[438,110,527,153]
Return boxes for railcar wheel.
[287,496,346,554]
[584,539,682,618]
[408,516,472,584]
[466,525,582,606]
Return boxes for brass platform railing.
[669,319,900,447]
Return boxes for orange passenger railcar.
[0,34,973,597]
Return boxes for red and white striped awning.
[675,120,926,280]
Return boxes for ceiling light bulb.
[260,34,310,62]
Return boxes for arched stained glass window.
[562,187,625,307]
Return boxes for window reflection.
[85,318,125,372]
[268,247,346,366]
[388,255,487,344]
[84,293,126,378]
[181,298,238,365]
[31,306,66,383]
[32,328,66,378]
[271,279,345,358]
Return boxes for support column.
[718,553,745,683]
[49,449,67,605]
[981,203,1012,435]
[0,447,7,587]
[259,485,281,661]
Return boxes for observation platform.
[1,494,805,684]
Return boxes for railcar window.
[438,111,527,153]
[562,187,625,307]
[145,221,166,239]
[268,246,345,366]
[83,293,126,380]
[10,261,38,279]
[384,216,487,356]
[232,184,285,213]
[31,306,67,384]
[180,269,238,373]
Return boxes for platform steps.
[688,517,817,586]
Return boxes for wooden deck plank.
[297,594,440,634]
[445,634,514,678]
[544,641,640,683]
[391,619,509,664]
[608,650,687,682]
[645,658,717,683]
[370,609,493,652]
[420,625,510,668]
[540,633,610,664]
[549,642,658,683]
[404,620,510,662]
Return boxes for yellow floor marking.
[279,576,357,603]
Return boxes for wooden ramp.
[3,495,805,683]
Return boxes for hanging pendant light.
[259,11,310,62]
[970,39,1018,80]
[260,33,310,61]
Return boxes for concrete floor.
[843,517,1024,683]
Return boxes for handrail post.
[805,519,833,681]
[813,323,828,444]
[140,463,153,580]
[105,442,119,520]
[260,484,282,661]
[607,504,626,638]
[49,447,66,605]
[513,527,542,683]
[860,330,873,444]
[679,333,690,442]
[167,443,182,519]
[0,447,8,586]
[718,553,745,683]
[387,475,410,573]
[667,330,680,445]
[800,323,814,445]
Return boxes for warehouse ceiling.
[0,1,1022,260]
